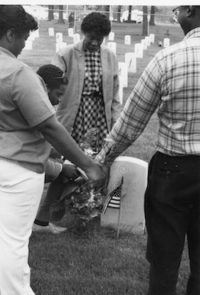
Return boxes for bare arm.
[36,115,106,182]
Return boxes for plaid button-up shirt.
[108,27,200,157]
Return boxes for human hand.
[61,163,80,180]
[84,161,108,189]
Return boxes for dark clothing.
[145,151,200,295]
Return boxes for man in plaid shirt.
[100,6,200,295]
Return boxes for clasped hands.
[61,159,109,192]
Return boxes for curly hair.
[81,12,111,37]
[0,5,38,38]
[37,64,68,90]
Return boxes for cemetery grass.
[26,20,189,294]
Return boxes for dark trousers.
[145,152,200,295]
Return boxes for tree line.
[47,5,158,36]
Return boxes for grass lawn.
[20,19,190,294]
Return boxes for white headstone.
[144,36,150,47]
[56,32,63,43]
[149,33,155,43]
[163,38,170,48]
[73,33,80,44]
[134,43,143,58]
[118,82,124,105]
[34,30,39,38]
[24,40,32,50]
[101,156,148,233]
[124,35,131,45]
[68,28,74,37]
[108,31,115,41]
[125,53,137,73]
[141,39,147,50]
[48,27,54,37]
[107,42,117,55]
[56,42,67,52]
[102,38,106,45]
[118,62,128,88]
[28,34,35,42]
[29,31,38,41]
[146,36,151,46]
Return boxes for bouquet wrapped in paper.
[49,128,106,226]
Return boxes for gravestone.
[73,33,80,44]
[24,40,32,50]
[118,62,128,88]
[68,28,74,37]
[141,39,147,50]
[56,32,63,43]
[101,156,148,233]
[144,36,150,49]
[124,35,131,45]
[107,42,117,55]
[48,27,54,37]
[118,82,124,105]
[146,36,151,46]
[56,42,67,52]
[33,30,39,38]
[125,53,136,73]
[134,43,143,58]
[108,31,115,41]
[149,33,155,43]
[163,38,170,48]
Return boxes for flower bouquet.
[49,128,106,231]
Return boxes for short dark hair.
[37,64,68,90]
[0,5,38,38]
[81,12,111,37]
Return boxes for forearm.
[96,135,130,166]
[38,117,95,172]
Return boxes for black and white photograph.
[0,1,199,294]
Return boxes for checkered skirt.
[71,93,108,152]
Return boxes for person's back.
[0,47,53,172]
[98,6,200,295]
[150,30,200,155]
[33,64,79,234]
[0,6,106,295]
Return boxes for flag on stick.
[102,177,124,238]
[103,177,123,213]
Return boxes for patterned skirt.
[71,93,108,152]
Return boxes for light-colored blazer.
[51,40,122,134]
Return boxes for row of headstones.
[107,34,170,104]
[25,26,170,56]
[117,34,155,104]
[24,27,170,105]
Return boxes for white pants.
[0,158,44,295]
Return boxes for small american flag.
[103,177,123,213]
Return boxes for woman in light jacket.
[34,12,121,233]
[52,11,121,152]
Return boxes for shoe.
[32,222,67,234]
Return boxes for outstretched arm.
[36,115,107,183]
